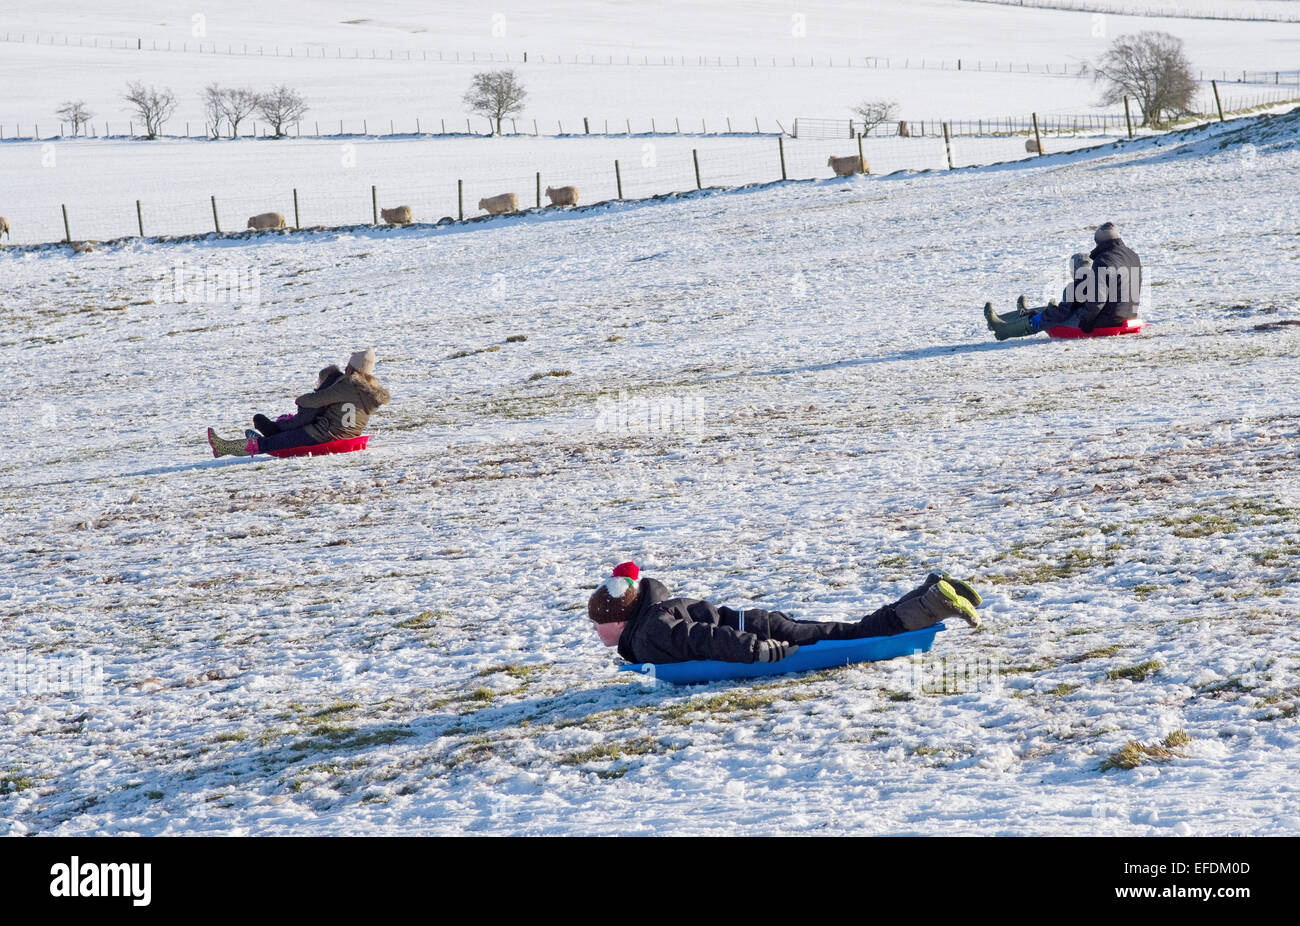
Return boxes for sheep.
[380,205,413,225]
[545,185,579,207]
[0,216,8,241]
[478,193,519,216]
[247,212,286,230]
[1025,138,1041,153]
[827,155,866,177]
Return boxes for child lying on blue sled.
[588,562,982,665]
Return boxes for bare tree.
[852,99,898,136]
[255,85,308,137]
[463,69,527,135]
[201,83,224,138]
[122,82,176,139]
[1094,31,1197,127]
[57,100,94,136]
[221,87,260,138]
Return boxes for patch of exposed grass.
[290,725,415,753]
[661,690,779,720]
[396,610,445,630]
[1049,683,1079,697]
[1,771,35,793]
[478,663,550,682]
[1099,730,1190,771]
[505,334,527,343]
[1107,659,1162,682]
[1069,643,1125,663]
[311,701,361,719]
[448,344,501,360]
[987,548,1112,586]
[561,736,659,766]
[528,369,572,381]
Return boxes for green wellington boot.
[896,580,982,630]
[984,303,1037,341]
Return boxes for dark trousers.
[724,574,946,643]
[724,588,939,644]
[256,425,319,453]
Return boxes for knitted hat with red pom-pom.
[588,562,641,624]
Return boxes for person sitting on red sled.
[984,221,1142,340]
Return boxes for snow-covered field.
[3,102,1298,834]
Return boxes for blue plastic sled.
[618,623,945,686]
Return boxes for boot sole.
[942,574,983,607]
[936,580,981,628]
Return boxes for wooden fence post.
[942,123,954,169]
[62,204,71,242]
[1212,80,1225,121]
[858,131,867,172]
[458,179,463,220]
[136,200,144,236]
[583,116,589,134]
[536,172,541,208]
[1124,96,1134,138]
[693,149,702,189]
[372,184,379,224]
[779,136,787,180]
[211,195,221,233]
[1032,112,1044,155]
[293,188,300,229]
[615,159,623,199]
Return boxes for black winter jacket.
[1078,238,1142,332]
[617,577,773,664]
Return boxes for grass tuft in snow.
[1100,731,1191,772]
[1107,660,1163,682]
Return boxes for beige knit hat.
[347,348,376,375]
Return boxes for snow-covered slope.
[1,107,1298,835]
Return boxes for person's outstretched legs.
[985,302,1038,341]
[253,425,319,454]
[252,413,282,436]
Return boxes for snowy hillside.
[2,105,1298,835]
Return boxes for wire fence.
[961,0,1300,24]
[6,81,1295,143]
[0,91,1292,248]
[4,29,1289,83]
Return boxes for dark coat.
[294,370,391,442]
[274,370,344,433]
[1077,238,1142,332]
[617,577,772,664]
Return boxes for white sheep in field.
[478,193,519,215]
[545,185,579,207]
[247,212,286,230]
[1025,138,1041,153]
[380,205,413,225]
[0,216,9,241]
[827,155,866,177]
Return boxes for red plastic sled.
[265,435,370,459]
[1047,318,1144,339]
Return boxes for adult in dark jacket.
[207,348,392,457]
[984,222,1141,340]
[588,562,983,666]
